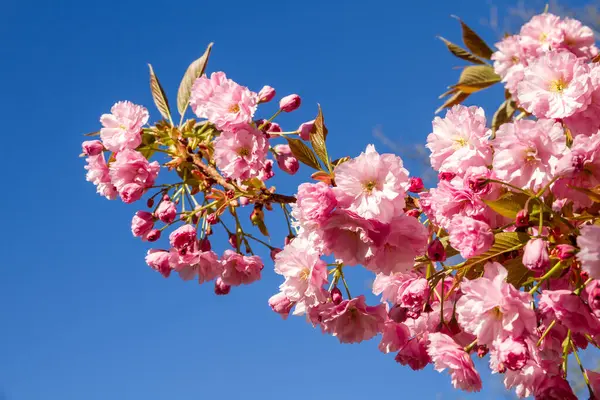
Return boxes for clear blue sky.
[0,1,588,399]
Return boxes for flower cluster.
[82,10,600,398]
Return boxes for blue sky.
[0,0,591,399]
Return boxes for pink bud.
[438,172,456,181]
[298,120,315,141]
[552,244,576,260]
[199,238,212,252]
[131,211,154,238]
[146,229,161,242]
[155,200,177,224]
[214,277,231,295]
[229,233,239,249]
[273,144,299,175]
[279,94,301,112]
[206,213,218,225]
[267,122,282,133]
[268,292,293,319]
[330,287,343,305]
[238,196,249,206]
[146,198,155,208]
[408,177,424,193]
[477,345,489,358]
[468,177,489,193]
[82,140,104,156]
[270,248,282,261]
[587,281,600,318]
[427,238,446,262]
[389,305,408,323]
[522,238,550,272]
[405,209,420,218]
[162,194,170,202]
[258,85,276,103]
[515,210,530,228]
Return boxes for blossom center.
[524,147,539,163]
[238,147,250,157]
[300,268,310,281]
[363,180,378,193]
[511,55,520,64]
[549,78,568,94]
[453,136,468,148]
[539,32,548,42]
[228,103,240,113]
[490,306,503,320]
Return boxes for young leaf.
[457,18,494,59]
[483,192,529,219]
[436,90,469,114]
[148,64,171,122]
[437,36,486,65]
[310,105,331,171]
[491,99,517,139]
[464,232,530,268]
[504,257,533,288]
[570,186,600,203]
[451,65,501,93]
[286,138,322,170]
[177,43,214,117]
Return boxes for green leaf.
[286,138,322,170]
[491,99,517,139]
[456,18,494,59]
[148,64,172,122]
[451,65,501,93]
[570,186,600,203]
[483,192,529,219]
[436,90,470,114]
[464,232,530,268]
[177,43,213,116]
[332,156,350,167]
[310,105,330,171]
[504,257,533,288]
[437,36,486,65]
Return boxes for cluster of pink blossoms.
[82,11,600,399]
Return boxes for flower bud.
[270,248,282,261]
[587,281,600,318]
[82,140,104,156]
[331,287,343,305]
[273,144,299,175]
[552,244,576,260]
[199,238,211,252]
[146,197,155,208]
[229,233,239,249]
[214,277,231,295]
[238,196,249,207]
[258,85,276,103]
[298,120,315,141]
[268,292,293,319]
[515,210,530,228]
[267,122,282,133]
[468,177,489,193]
[155,200,177,224]
[438,172,456,181]
[427,238,447,262]
[206,213,219,225]
[389,304,408,323]
[131,211,154,238]
[477,345,489,358]
[146,229,161,242]
[405,209,420,218]
[162,194,170,202]
[522,238,550,272]
[279,94,301,112]
[407,177,424,193]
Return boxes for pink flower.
[109,149,160,203]
[298,120,315,141]
[587,280,600,318]
[407,177,424,193]
[426,105,492,175]
[273,144,299,175]
[490,336,529,372]
[214,277,231,295]
[333,144,408,223]
[364,214,428,275]
[82,140,104,156]
[189,71,258,131]
[131,211,154,239]
[538,290,600,335]
[534,375,577,400]
[560,17,598,59]
[155,200,177,224]
[456,262,536,345]
[100,101,148,152]
[84,153,117,200]
[522,239,550,272]
[519,13,564,54]
[578,224,600,279]
[258,85,276,103]
[516,51,591,119]
[145,249,172,278]
[293,182,337,228]
[268,292,294,319]
[379,320,410,353]
[395,336,431,370]
[220,250,263,286]
[448,216,494,259]
[564,64,600,136]
[274,236,328,315]
[279,94,301,112]
[492,119,566,191]
[314,295,387,344]
[427,333,482,392]
[213,125,269,181]
[427,238,447,262]
[492,35,527,95]
[588,369,600,399]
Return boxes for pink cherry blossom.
[273,144,299,175]
[279,94,301,112]
[189,71,258,131]
[426,105,492,175]
[564,64,600,136]
[560,17,598,59]
[268,292,294,319]
[522,238,550,272]
[395,336,431,370]
[519,13,564,54]
[314,295,387,344]
[577,224,600,279]
[145,249,172,278]
[492,119,566,191]
[534,375,577,400]
[333,144,408,222]
[82,140,104,156]
[448,215,494,259]
[492,35,527,95]
[100,101,148,152]
[109,149,160,203]
[456,262,536,345]
[213,125,269,181]
[538,289,600,335]
[587,280,600,318]
[427,332,482,392]
[220,250,263,286]
[155,200,177,224]
[490,336,530,372]
[292,182,337,229]
[516,51,591,119]
[588,369,600,399]
[131,211,154,239]
[379,320,410,353]
[85,153,117,200]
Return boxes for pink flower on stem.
[268,292,294,319]
[145,249,172,278]
[395,336,431,370]
[85,153,117,200]
[427,332,482,392]
[448,215,494,259]
[109,149,160,204]
[489,336,530,372]
[516,51,591,119]
[82,140,104,156]
[565,64,600,136]
[279,94,301,112]
[168,225,221,283]
[298,120,315,141]
[258,85,276,103]
[273,144,299,175]
[560,17,598,59]
[522,238,550,272]
[333,144,408,223]
[131,211,154,240]
[538,289,600,335]
[155,200,177,224]
[379,320,410,353]
[189,71,258,131]
[492,35,527,95]
[292,182,337,228]
[220,250,263,286]
[519,13,564,53]
[577,224,600,279]
[213,125,269,181]
[100,101,148,152]
[587,280,600,318]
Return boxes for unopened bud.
[270,248,282,261]
[279,94,301,112]
[238,196,249,207]
[146,229,161,242]
[214,278,231,295]
[268,292,293,319]
[229,233,238,249]
[438,171,456,181]
[515,209,530,228]
[298,120,315,141]
[199,238,211,252]
[427,238,447,262]
[587,281,600,318]
[146,197,155,208]
[206,213,218,225]
[552,244,576,261]
[331,287,343,305]
[82,140,104,156]
[273,144,299,175]
[258,85,276,103]
[523,238,550,272]
[408,177,424,193]
[162,194,170,202]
